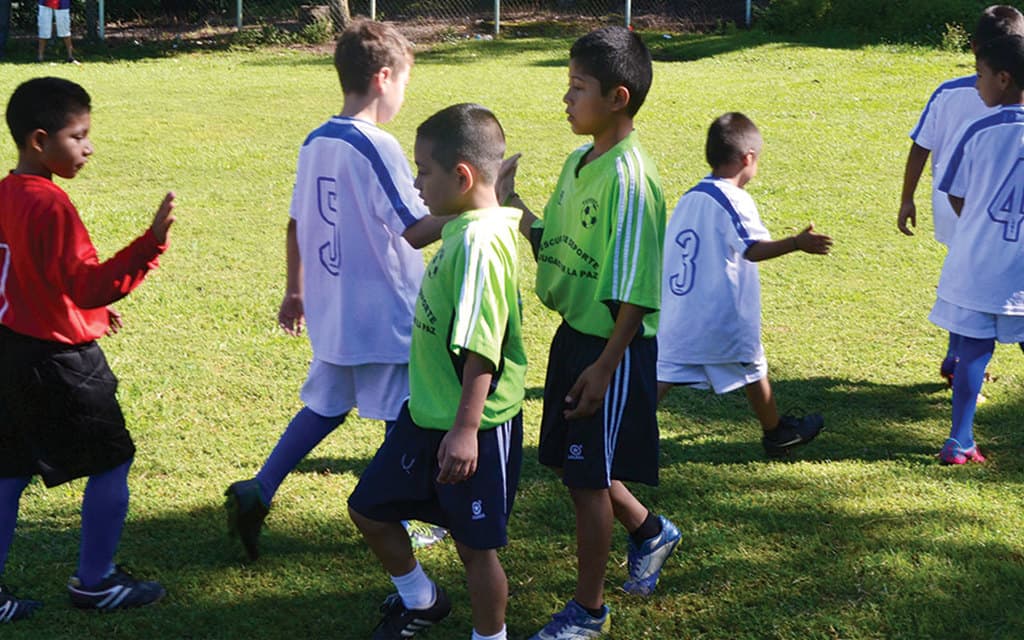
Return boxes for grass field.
[2,30,1024,640]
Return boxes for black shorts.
[348,402,523,550]
[0,326,135,487]
[538,322,660,489]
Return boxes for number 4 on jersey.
[988,157,1024,242]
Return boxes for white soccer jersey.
[290,116,428,365]
[658,176,772,365]
[937,105,1024,315]
[910,75,994,244]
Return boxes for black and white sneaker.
[372,586,451,639]
[762,413,824,458]
[0,584,41,622]
[67,566,166,610]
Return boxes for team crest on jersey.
[426,248,445,279]
[471,499,486,521]
[580,199,599,229]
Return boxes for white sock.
[390,561,435,610]
[471,626,507,640]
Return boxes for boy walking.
[348,103,526,640]
[37,0,76,63]
[224,19,448,560]
[929,34,1024,464]
[0,77,174,620]
[657,113,832,458]
[504,26,680,639]
[896,5,1024,384]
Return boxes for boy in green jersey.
[349,103,526,640]
[502,26,680,640]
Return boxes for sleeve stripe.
[303,120,419,228]
[689,180,757,247]
[939,106,1024,193]
[612,150,646,301]
[454,230,487,349]
[910,75,976,141]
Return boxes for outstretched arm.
[402,214,456,249]
[897,143,930,236]
[277,219,305,336]
[496,153,539,241]
[436,351,495,484]
[744,223,833,262]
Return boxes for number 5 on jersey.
[668,229,699,296]
[988,157,1024,242]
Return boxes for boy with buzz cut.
[657,113,832,458]
[929,33,1024,465]
[503,26,680,639]
[348,103,526,640]
[0,77,175,621]
[224,18,451,560]
[897,5,1024,386]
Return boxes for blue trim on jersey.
[910,75,977,141]
[939,105,1024,193]
[688,179,757,247]
[302,118,419,228]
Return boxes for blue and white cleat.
[621,515,681,596]
[68,565,165,610]
[0,584,41,622]
[530,600,609,639]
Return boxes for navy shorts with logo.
[348,401,523,550]
[538,322,660,489]
[0,326,136,487]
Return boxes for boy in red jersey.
[0,77,174,622]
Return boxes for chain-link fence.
[2,0,759,49]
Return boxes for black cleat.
[225,478,270,561]
[762,413,824,458]
[0,584,42,622]
[67,566,165,610]
[372,586,451,639]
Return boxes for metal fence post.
[370,0,376,20]
[745,0,751,26]
[624,0,631,27]
[494,0,499,35]
[236,0,243,29]
[98,0,105,39]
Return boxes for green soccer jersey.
[408,207,526,431]
[534,131,666,339]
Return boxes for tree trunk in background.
[84,0,100,42]
[328,0,350,32]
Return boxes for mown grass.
[1,31,1023,639]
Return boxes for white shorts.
[300,359,409,421]
[657,350,768,395]
[38,7,71,39]
[929,298,1024,343]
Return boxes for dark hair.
[569,26,652,117]
[705,112,762,169]
[416,103,505,184]
[334,18,413,95]
[977,34,1024,88]
[6,77,90,149]
[975,5,1024,47]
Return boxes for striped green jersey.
[534,131,666,338]
[408,207,526,430]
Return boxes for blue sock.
[255,407,346,502]
[0,477,30,576]
[941,332,961,374]
[78,460,132,587]
[949,335,994,450]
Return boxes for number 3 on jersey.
[668,229,699,296]
[988,158,1024,242]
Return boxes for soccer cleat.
[372,585,451,639]
[939,438,986,465]
[622,515,681,596]
[67,566,165,610]
[403,520,448,550]
[225,478,269,560]
[762,413,824,458]
[530,600,610,639]
[0,584,42,622]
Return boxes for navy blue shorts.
[348,402,523,550]
[538,322,660,489]
[0,326,135,487]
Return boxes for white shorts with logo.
[300,359,409,421]
[929,298,1024,343]
[657,346,769,395]
[38,6,71,39]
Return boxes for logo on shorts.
[568,444,584,461]
[400,455,416,475]
[471,499,486,521]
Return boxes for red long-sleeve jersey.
[0,173,166,344]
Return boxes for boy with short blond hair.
[0,76,174,620]
[224,18,449,560]
[657,112,832,457]
[504,26,680,639]
[348,102,526,640]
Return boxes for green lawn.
[1,31,1023,639]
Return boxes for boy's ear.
[454,162,476,193]
[609,85,631,113]
[26,129,48,153]
[370,66,393,92]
